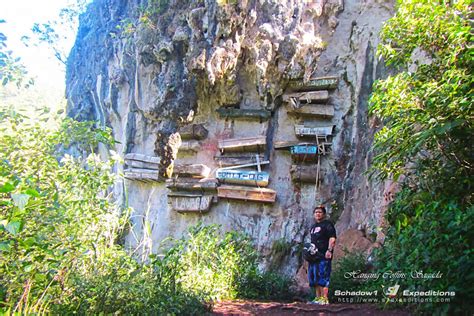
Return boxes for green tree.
[0,20,31,87]
[369,0,473,314]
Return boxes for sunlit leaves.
[369,0,473,195]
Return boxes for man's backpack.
[303,242,324,262]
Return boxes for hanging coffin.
[287,104,335,118]
[166,178,218,191]
[214,154,266,167]
[172,164,211,178]
[217,185,276,203]
[287,76,338,92]
[283,91,329,104]
[290,144,318,162]
[217,108,271,120]
[294,125,335,138]
[125,153,160,170]
[290,165,322,183]
[218,136,266,153]
[178,124,208,140]
[168,193,216,213]
[124,168,160,182]
[216,169,269,187]
[179,140,201,152]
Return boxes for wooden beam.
[166,178,218,191]
[178,124,208,140]
[218,136,266,152]
[287,104,334,118]
[287,76,338,91]
[217,185,276,203]
[217,108,271,120]
[173,164,210,178]
[283,91,329,104]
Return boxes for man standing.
[307,205,336,305]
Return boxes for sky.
[1,0,79,91]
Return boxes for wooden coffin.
[294,125,335,138]
[217,108,271,120]
[166,178,218,191]
[216,169,269,187]
[125,153,160,170]
[178,124,208,140]
[168,193,215,213]
[287,104,334,118]
[214,154,265,167]
[173,164,210,178]
[290,165,321,183]
[290,145,318,162]
[124,168,160,182]
[283,91,329,104]
[287,76,338,91]
[179,140,201,152]
[218,136,266,152]
[217,185,276,203]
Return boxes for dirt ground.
[211,300,412,315]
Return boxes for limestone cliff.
[66,0,395,277]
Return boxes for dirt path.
[212,300,411,315]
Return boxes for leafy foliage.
[368,0,473,313]
[0,21,32,88]
[369,0,473,194]
[0,105,291,314]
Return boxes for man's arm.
[325,237,336,259]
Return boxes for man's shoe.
[308,296,325,305]
[319,296,329,305]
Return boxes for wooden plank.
[178,124,208,140]
[295,125,335,137]
[166,178,218,191]
[217,108,271,120]
[290,165,320,183]
[283,91,329,104]
[287,104,334,118]
[173,164,210,178]
[179,140,201,152]
[218,136,266,152]
[287,76,338,91]
[124,153,160,164]
[124,169,160,182]
[169,195,214,212]
[217,185,276,203]
[214,154,265,167]
[216,169,269,187]
[126,160,159,170]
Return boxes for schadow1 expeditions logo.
[383,284,400,298]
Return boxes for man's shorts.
[308,259,332,287]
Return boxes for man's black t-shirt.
[310,219,337,259]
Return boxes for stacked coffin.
[168,123,219,213]
[215,137,276,203]
[124,153,161,182]
[279,76,339,184]
[178,123,208,153]
[166,163,218,213]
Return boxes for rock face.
[66,0,394,277]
